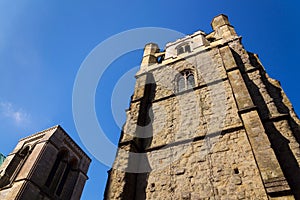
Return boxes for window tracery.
[176,70,195,92]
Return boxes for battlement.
[140,14,238,70]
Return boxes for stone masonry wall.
[105,15,300,199]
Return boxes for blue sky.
[0,1,299,199]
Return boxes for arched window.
[187,73,195,89]
[56,163,71,196]
[176,44,191,55]
[177,46,184,55]
[185,45,191,53]
[19,146,30,157]
[178,76,185,92]
[45,150,80,198]
[0,145,31,187]
[56,158,79,198]
[176,70,195,92]
[45,150,69,195]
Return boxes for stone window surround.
[0,144,32,188]
[45,149,79,198]
[176,42,191,55]
[176,69,196,92]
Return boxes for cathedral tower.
[0,126,91,200]
[105,14,300,199]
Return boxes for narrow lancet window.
[178,76,185,92]
[187,74,195,89]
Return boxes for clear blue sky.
[0,1,299,199]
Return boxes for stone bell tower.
[0,125,91,200]
[104,14,300,199]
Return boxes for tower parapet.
[138,15,238,76]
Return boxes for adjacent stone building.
[104,15,300,199]
[0,125,91,200]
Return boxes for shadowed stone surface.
[105,14,300,200]
[0,126,91,200]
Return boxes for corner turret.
[211,14,237,40]
[141,43,160,70]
